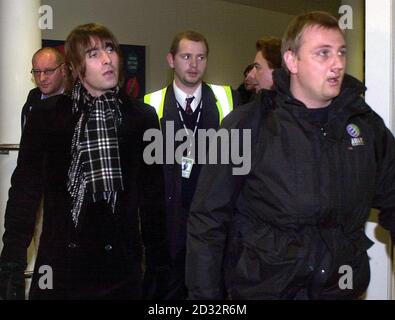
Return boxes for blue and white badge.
[346,124,364,147]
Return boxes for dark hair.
[256,37,282,69]
[169,30,209,57]
[243,64,254,77]
[282,11,343,58]
[32,47,65,65]
[65,23,123,90]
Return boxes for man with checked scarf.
[0,23,168,300]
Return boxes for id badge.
[181,156,194,179]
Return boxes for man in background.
[237,63,257,104]
[250,37,282,92]
[20,47,67,297]
[144,30,240,299]
[21,47,66,130]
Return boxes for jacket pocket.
[230,222,308,297]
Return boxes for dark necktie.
[185,96,194,115]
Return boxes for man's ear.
[60,64,67,77]
[166,53,175,69]
[283,50,298,74]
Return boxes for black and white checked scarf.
[68,81,124,227]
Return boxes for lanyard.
[175,98,203,157]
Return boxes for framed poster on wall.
[42,39,146,99]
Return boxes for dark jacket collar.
[273,68,367,110]
[272,68,372,140]
[161,82,219,129]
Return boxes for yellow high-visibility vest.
[144,84,233,124]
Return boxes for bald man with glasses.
[18,48,66,297]
[21,47,66,130]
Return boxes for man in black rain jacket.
[186,11,395,300]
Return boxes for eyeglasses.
[31,63,64,76]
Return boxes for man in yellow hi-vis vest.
[144,30,240,300]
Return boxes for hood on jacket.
[272,68,366,108]
[271,68,373,141]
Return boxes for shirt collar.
[172,81,202,112]
[41,87,65,100]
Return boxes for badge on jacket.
[181,156,194,178]
[346,124,365,147]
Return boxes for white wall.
[41,0,293,91]
[365,0,394,300]
[0,0,41,254]
[342,0,364,80]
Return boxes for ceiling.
[222,0,342,16]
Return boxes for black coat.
[186,70,395,300]
[236,83,254,105]
[1,93,167,299]
[21,87,42,131]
